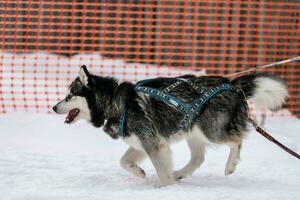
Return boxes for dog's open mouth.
[65,108,80,124]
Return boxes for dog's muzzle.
[52,105,58,113]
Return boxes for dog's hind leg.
[225,143,242,176]
[174,136,206,180]
[148,142,175,186]
[120,147,146,178]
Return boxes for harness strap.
[179,84,235,129]
[162,78,204,93]
[135,86,190,113]
[119,111,127,137]
[178,78,204,93]
[162,80,183,93]
[119,79,236,136]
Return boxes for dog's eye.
[66,94,73,101]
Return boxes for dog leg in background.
[148,142,175,186]
[120,147,146,178]
[225,143,242,175]
[174,136,206,180]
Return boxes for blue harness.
[119,78,237,137]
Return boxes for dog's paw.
[225,169,234,176]
[160,179,176,187]
[224,164,236,176]
[132,166,146,178]
[173,171,186,181]
[138,168,146,178]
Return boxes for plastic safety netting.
[0,1,299,116]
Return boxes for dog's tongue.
[65,109,80,124]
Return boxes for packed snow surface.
[0,112,299,200]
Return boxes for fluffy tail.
[231,74,288,110]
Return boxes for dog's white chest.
[123,135,144,151]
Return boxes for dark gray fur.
[65,70,264,153]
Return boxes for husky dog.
[53,65,288,186]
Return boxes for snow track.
[0,113,299,200]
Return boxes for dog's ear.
[79,65,94,86]
[79,65,89,85]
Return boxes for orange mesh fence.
[0,1,299,117]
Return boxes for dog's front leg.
[148,142,175,186]
[173,133,206,180]
[120,147,146,178]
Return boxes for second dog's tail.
[231,74,288,110]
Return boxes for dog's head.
[52,65,110,127]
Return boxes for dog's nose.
[52,105,58,112]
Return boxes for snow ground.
[0,112,299,200]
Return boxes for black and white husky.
[53,65,288,186]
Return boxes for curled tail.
[231,74,288,110]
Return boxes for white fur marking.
[123,135,144,151]
[174,135,206,180]
[149,142,175,186]
[189,126,213,145]
[225,144,240,176]
[168,131,188,143]
[253,77,288,110]
[120,147,146,178]
[56,96,91,123]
